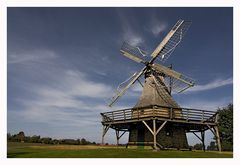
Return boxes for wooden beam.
[156,121,167,135]
[119,131,127,139]
[103,125,110,136]
[192,132,202,141]
[137,79,144,87]
[153,119,157,149]
[207,124,222,152]
[115,130,119,146]
[102,125,110,145]
[213,126,222,152]
[142,120,154,135]
[201,131,205,152]
[207,125,217,137]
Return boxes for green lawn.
[7,142,233,158]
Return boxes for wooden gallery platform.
[100,105,221,151]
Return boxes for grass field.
[7,142,233,158]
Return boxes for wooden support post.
[201,131,205,152]
[102,125,110,145]
[215,113,219,123]
[112,112,114,121]
[116,130,119,146]
[115,130,127,146]
[102,125,105,145]
[170,108,173,119]
[153,119,157,149]
[214,126,222,152]
[142,120,166,150]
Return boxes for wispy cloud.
[15,69,114,124]
[151,22,168,37]
[116,9,144,46]
[185,77,233,93]
[125,35,144,47]
[147,14,168,37]
[8,48,117,130]
[8,49,58,64]
[119,76,232,97]
[179,97,232,110]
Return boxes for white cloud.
[17,69,113,122]
[8,49,57,64]
[8,47,116,130]
[123,32,144,47]
[116,9,144,46]
[179,97,232,110]
[185,77,233,93]
[151,22,168,36]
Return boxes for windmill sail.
[121,42,147,64]
[152,63,194,93]
[151,63,194,86]
[120,49,145,64]
[151,20,191,63]
[108,68,146,107]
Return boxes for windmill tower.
[101,20,221,151]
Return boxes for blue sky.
[7,7,232,145]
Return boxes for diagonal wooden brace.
[142,120,154,135]
[156,121,167,135]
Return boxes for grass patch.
[7,142,233,158]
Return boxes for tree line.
[7,131,96,145]
[189,141,217,151]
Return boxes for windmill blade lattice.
[156,20,192,63]
[162,74,195,94]
[121,42,148,59]
[108,69,146,106]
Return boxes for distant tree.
[7,133,11,141]
[41,137,52,144]
[207,141,217,151]
[24,136,31,143]
[17,131,25,142]
[30,135,41,143]
[52,139,59,145]
[217,103,233,151]
[61,139,78,145]
[193,143,203,150]
[11,134,18,142]
[80,138,87,145]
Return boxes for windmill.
[109,19,193,107]
[101,20,221,151]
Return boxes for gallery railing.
[101,105,218,124]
